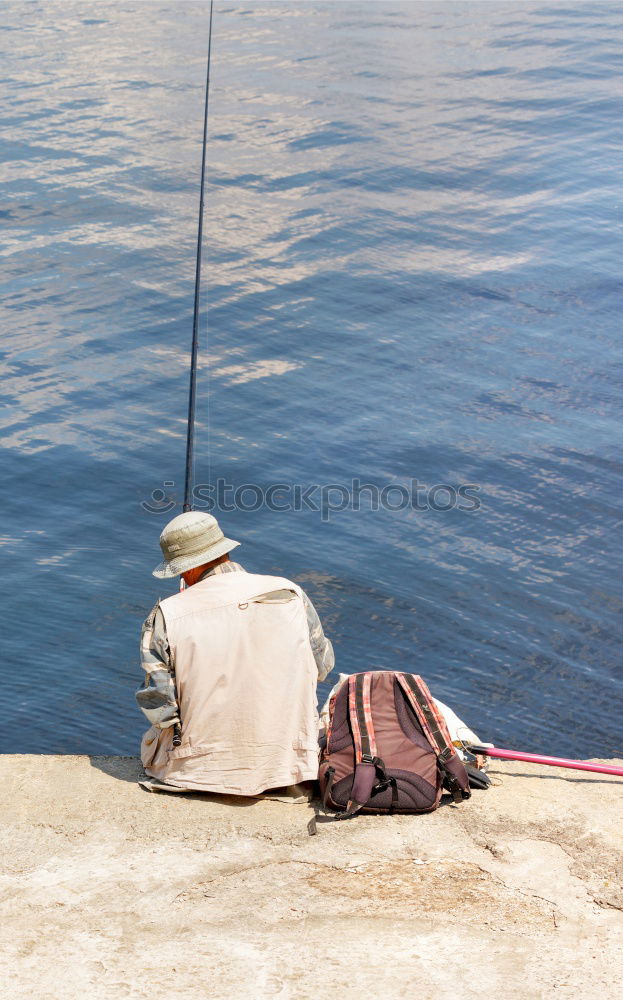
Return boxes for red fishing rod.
[466,744,623,778]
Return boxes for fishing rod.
[466,743,623,778]
[173,0,215,749]
[183,0,214,514]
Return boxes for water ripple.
[1,1,622,757]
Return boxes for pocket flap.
[168,742,213,761]
[240,588,297,607]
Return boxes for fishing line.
[183,0,215,513]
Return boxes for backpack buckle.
[438,747,453,763]
[361,753,375,765]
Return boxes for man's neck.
[198,560,244,583]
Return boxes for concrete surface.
[0,754,622,999]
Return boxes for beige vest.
[141,571,319,795]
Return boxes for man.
[136,510,334,796]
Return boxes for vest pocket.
[238,588,297,609]
[168,741,213,761]
[141,725,173,769]
[141,726,160,767]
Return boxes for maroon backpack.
[317,671,471,821]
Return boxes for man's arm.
[300,590,335,682]
[135,603,180,729]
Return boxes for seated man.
[136,510,334,796]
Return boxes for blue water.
[1,2,622,759]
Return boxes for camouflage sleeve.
[300,589,335,682]
[135,603,180,729]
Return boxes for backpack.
[317,671,471,820]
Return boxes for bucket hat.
[152,511,240,579]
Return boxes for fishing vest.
[142,571,319,796]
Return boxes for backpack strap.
[349,672,377,765]
[319,674,393,821]
[322,766,336,809]
[395,673,453,755]
[334,673,374,815]
[342,673,397,814]
[395,674,471,803]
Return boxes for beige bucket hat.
[153,511,240,579]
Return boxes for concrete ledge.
[1,754,622,999]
